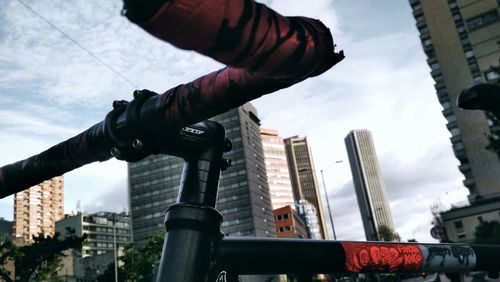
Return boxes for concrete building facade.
[273,205,308,238]
[410,0,500,243]
[260,128,295,210]
[345,129,396,241]
[441,200,500,243]
[13,176,64,243]
[410,0,500,203]
[56,211,131,257]
[284,136,328,239]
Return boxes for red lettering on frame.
[342,242,423,273]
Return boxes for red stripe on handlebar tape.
[341,242,423,273]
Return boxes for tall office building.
[284,136,328,239]
[128,103,276,244]
[13,176,64,243]
[410,0,500,203]
[260,128,295,210]
[345,130,396,241]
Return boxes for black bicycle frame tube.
[156,120,227,282]
[216,238,500,275]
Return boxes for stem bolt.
[132,139,144,150]
[110,147,121,158]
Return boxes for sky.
[0,0,471,242]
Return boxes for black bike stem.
[156,119,227,282]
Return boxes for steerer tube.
[156,120,228,282]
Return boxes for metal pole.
[113,213,118,282]
[320,170,337,240]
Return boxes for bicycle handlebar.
[0,121,112,198]
[216,238,500,274]
[0,89,230,198]
[457,83,500,120]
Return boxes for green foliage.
[97,262,126,282]
[0,228,86,282]
[377,225,401,242]
[117,232,164,282]
[474,220,500,245]
[485,111,500,160]
[485,63,500,159]
[0,240,17,282]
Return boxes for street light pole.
[320,160,343,240]
[320,169,337,240]
[113,213,118,282]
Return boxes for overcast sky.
[0,0,470,242]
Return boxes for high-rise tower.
[409,0,500,203]
[345,130,396,241]
[260,128,295,210]
[128,103,275,244]
[284,136,328,239]
[13,176,64,243]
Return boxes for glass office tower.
[345,129,396,241]
[128,103,275,244]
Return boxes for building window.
[464,50,475,59]
[441,101,451,110]
[485,70,499,81]
[430,62,440,70]
[466,9,500,31]
[446,114,457,122]
[453,142,465,151]
[457,25,466,34]
[473,76,484,83]
[418,26,428,34]
[450,127,461,137]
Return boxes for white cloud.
[0,0,471,245]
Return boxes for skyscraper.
[409,0,500,203]
[128,103,275,244]
[345,129,396,241]
[284,136,328,239]
[13,176,64,243]
[260,128,295,210]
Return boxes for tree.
[118,232,164,282]
[474,220,500,245]
[484,62,500,159]
[97,262,126,282]
[377,225,401,242]
[0,228,86,282]
[0,240,17,282]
